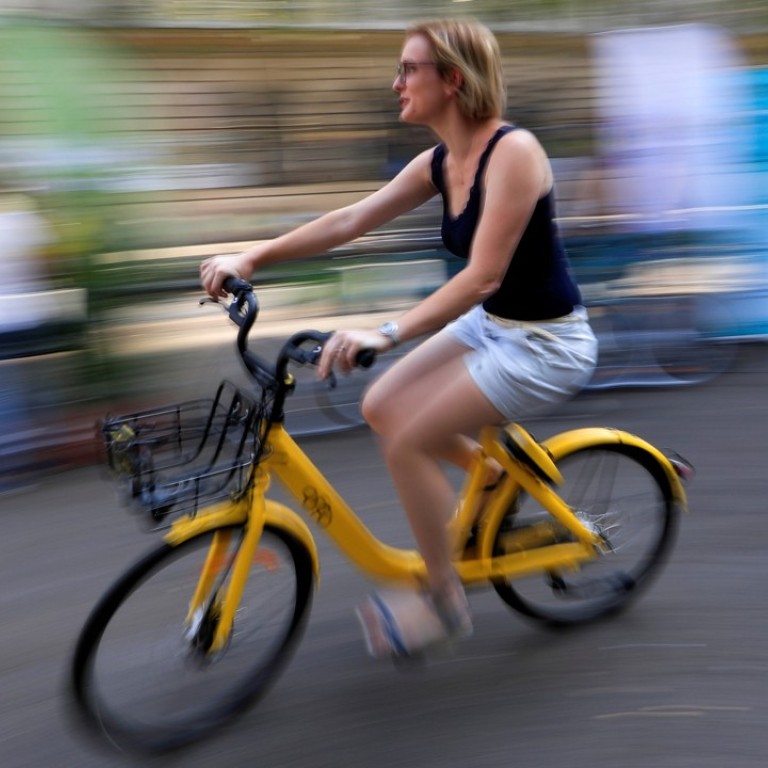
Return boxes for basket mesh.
[102,380,267,525]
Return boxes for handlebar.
[215,275,376,391]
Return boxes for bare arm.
[393,129,550,343]
[200,148,437,297]
[318,130,552,378]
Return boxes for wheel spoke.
[493,444,677,625]
[72,526,313,753]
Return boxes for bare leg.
[363,331,487,473]
[385,364,505,591]
[362,333,506,592]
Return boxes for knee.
[360,383,390,435]
[361,388,416,455]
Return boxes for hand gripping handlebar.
[218,276,376,388]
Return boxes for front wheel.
[492,443,679,626]
[71,525,314,754]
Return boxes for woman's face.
[393,34,448,125]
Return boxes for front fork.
[184,476,269,655]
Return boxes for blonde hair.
[405,20,506,121]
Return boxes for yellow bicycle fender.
[163,499,320,580]
[477,426,687,560]
[541,427,688,509]
[261,500,321,580]
[164,499,249,545]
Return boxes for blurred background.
[1,0,767,483]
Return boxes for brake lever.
[307,344,338,389]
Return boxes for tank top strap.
[431,143,447,192]
[431,124,516,196]
[474,124,517,183]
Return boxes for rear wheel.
[71,525,314,753]
[492,444,678,626]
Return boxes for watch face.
[378,322,399,344]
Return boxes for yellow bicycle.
[70,278,692,753]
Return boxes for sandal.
[356,585,472,660]
[431,577,473,640]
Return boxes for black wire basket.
[101,380,267,527]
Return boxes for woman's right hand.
[200,253,252,299]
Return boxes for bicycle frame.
[71,273,694,759]
[162,416,685,654]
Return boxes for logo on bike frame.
[301,487,333,527]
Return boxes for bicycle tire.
[71,524,314,754]
[586,294,737,390]
[648,294,737,386]
[491,443,678,626]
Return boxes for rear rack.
[101,380,267,527]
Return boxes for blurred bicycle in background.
[581,256,741,391]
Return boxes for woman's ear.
[444,67,463,96]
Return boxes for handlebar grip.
[287,331,376,369]
[222,275,253,295]
[355,348,376,369]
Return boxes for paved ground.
[1,343,767,767]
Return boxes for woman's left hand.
[317,328,395,380]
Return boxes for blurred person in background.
[0,182,51,490]
[201,19,596,659]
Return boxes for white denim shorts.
[444,304,597,421]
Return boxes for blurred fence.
[2,23,767,252]
[3,1,768,32]
[1,20,768,474]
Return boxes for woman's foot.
[356,583,472,660]
[430,576,473,640]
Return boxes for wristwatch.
[377,321,400,347]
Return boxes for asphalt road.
[1,343,767,768]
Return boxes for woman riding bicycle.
[201,19,597,658]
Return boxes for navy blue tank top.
[431,125,581,320]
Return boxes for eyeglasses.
[395,61,438,83]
